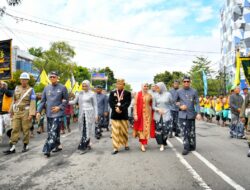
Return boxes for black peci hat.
[49,71,59,76]
[183,76,191,81]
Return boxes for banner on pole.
[91,73,107,81]
[241,58,250,85]
[0,39,12,80]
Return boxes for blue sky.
[1,0,222,90]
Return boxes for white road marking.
[175,137,245,190]
[168,140,212,190]
[0,129,76,165]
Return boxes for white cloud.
[0,0,220,91]
[195,6,214,23]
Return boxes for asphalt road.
[0,120,249,190]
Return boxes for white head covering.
[141,83,149,93]
[156,82,167,94]
[82,80,91,91]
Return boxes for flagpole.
[35,61,48,84]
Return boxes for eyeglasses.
[183,81,190,83]
[49,76,57,79]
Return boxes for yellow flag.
[40,70,50,86]
[72,82,79,93]
[234,51,241,86]
[78,84,82,91]
[65,79,72,90]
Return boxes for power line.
[3,26,203,58]
[1,8,220,55]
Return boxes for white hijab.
[156,82,167,94]
[82,80,91,91]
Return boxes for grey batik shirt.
[38,83,69,118]
[175,87,200,120]
[96,93,108,116]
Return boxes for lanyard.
[116,89,124,106]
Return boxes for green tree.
[154,71,185,88]
[189,56,220,96]
[32,41,76,83]
[33,83,46,93]
[74,66,91,83]
[28,47,43,57]
[7,71,36,90]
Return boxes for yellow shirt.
[199,98,205,107]
[215,99,223,112]
[204,99,211,108]
[223,98,230,109]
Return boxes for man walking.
[95,85,109,139]
[109,79,131,155]
[37,71,68,157]
[175,76,201,155]
[3,72,36,154]
[230,86,244,138]
[169,80,180,138]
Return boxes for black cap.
[174,80,180,83]
[49,71,59,76]
[96,85,103,89]
[183,76,190,81]
[243,87,248,90]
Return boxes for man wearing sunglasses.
[37,71,68,157]
[175,76,201,155]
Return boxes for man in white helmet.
[3,72,36,154]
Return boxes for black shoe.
[22,144,29,153]
[175,133,180,137]
[125,146,130,151]
[190,146,196,151]
[182,149,189,155]
[80,149,88,154]
[247,150,250,157]
[111,150,119,155]
[52,147,62,153]
[44,152,50,158]
[3,149,16,155]
[169,133,173,138]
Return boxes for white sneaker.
[160,145,164,152]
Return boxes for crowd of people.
[0,71,250,158]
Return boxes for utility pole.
[223,65,227,95]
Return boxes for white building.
[220,0,250,89]
[12,46,39,79]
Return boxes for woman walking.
[69,80,98,154]
[152,82,173,151]
[133,83,155,152]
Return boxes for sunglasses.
[183,81,190,83]
[49,76,57,79]
[82,85,88,87]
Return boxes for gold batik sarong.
[111,120,129,149]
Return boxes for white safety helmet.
[20,72,30,80]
